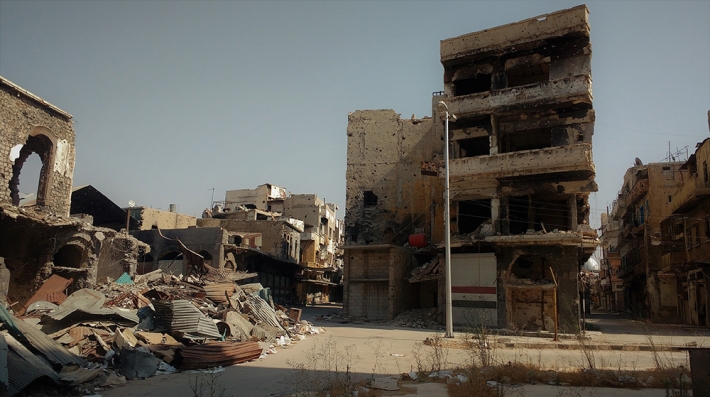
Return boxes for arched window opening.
[53,245,85,268]
[9,134,53,207]
[158,251,183,273]
[17,153,42,205]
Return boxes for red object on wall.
[408,234,428,248]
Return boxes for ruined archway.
[9,133,53,207]
[53,244,85,268]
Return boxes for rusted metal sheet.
[179,341,262,369]
[153,300,221,340]
[20,274,73,315]
[202,282,236,303]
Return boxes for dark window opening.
[453,74,491,96]
[364,191,378,207]
[137,253,155,275]
[500,127,556,153]
[457,136,490,158]
[458,200,492,234]
[704,161,708,183]
[244,204,257,209]
[9,134,53,207]
[705,217,710,240]
[53,245,84,268]
[198,250,213,266]
[508,196,530,235]
[505,63,549,88]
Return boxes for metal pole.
[444,109,454,338]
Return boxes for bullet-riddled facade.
[345,5,598,331]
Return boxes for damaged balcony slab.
[448,143,594,182]
[440,5,589,65]
[445,75,593,119]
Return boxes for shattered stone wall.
[0,78,76,217]
[0,209,147,305]
[345,109,443,246]
[130,207,197,230]
[198,218,301,263]
[131,227,227,275]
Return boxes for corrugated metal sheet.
[179,341,262,369]
[0,333,7,390]
[12,316,85,366]
[0,350,54,397]
[21,275,72,315]
[203,283,236,303]
[154,300,221,339]
[244,294,290,337]
[59,367,102,385]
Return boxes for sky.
[1,1,709,228]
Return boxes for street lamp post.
[438,101,455,338]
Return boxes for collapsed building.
[0,77,146,312]
[344,5,598,332]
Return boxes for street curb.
[498,342,688,352]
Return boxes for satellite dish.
[128,200,135,208]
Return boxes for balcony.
[448,143,593,184]
[625,178,649,208]
[445,75,592,119]
[671,175,710,214]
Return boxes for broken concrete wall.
[198,218,300,263]
[131,227,226,275]
[224,184,286,213]
[497,245,580,333]
[0,208,146,306]
[345,110,443,246]
[129,207,197,230]
[343,246,415,320]
[0,77,76,217]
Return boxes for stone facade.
[0,77,75,216]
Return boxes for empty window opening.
[457,136,490,158]
[506,63,549,88]
[364,191,378,207]
[457,200,492,234]
[453,74,491,96]
[704,161,708,183]
[137,253,155,275]
[508,196,530,235]
[53,245,84,268]
[500,127,556,153]
[9,134,53,207]
[17,153,42,205]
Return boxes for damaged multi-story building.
[607,161,685,321]
[657,111,710,326]
[0,76,147,312]
[344,5,598,332]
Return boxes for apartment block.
[609,162,685,322]
[344,6,598,331]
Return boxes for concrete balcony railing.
[625,178,649,208]
[671,176,710,214]
[446,75,592,118]
[448,143,593,182]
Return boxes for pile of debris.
[390,308,441,329]
[0,270,323,396]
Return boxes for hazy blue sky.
[1,1,708,228]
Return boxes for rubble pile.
[390,308,441,329]
[0,270,323,396]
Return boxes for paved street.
[102,306,699,397]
